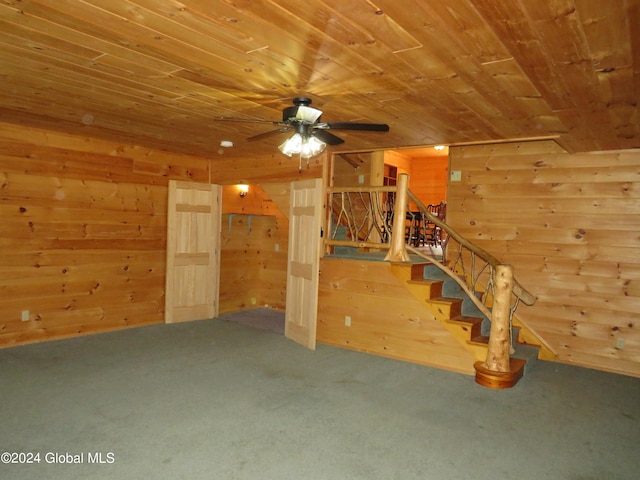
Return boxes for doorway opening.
[331,146,450,206]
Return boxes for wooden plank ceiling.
[0,0,638,160]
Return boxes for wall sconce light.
[238,184,249,197]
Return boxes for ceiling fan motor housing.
[282,97,318,122]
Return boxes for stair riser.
[426,299,462,320]
[405,281,443,300]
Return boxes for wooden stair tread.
[449,315,483,326]
[430,296,463,305]
[407,279,442,286]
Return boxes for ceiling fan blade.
[215,116,285,125]
[312,129,344,145]
[322,122,390,132]
[247,127,293,142]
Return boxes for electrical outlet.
[616,338,625,350]
[450,170,462,182]
[21,310,30,322]
[358,174,365,185]
[274,243,279,252]
[345,315,351,327]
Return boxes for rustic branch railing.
[327,184,398,249]
[407,191,536,307]
[327,179,534,307]
[326,173,541,385]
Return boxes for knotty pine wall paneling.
[220,184,289,314]
[383,149,449,206]
[332,153,372,187]
[0,125,208,346]
[382,150,412,177]
[0,123,297,347]
[317,257,476,374]
[448,141,640,377]
[210,154,324,185]
[409,152,448,206]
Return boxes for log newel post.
[483,264,514,372]
[384,173,411,262]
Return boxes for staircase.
[391,261,541,388]
[326,178,555,387]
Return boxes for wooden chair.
[405,211,421,246]
[421,202,446,247]
[436,201,447,246]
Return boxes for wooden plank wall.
[384,149,449,206]
[0,122,300,347]
[0,124,206,346]
[222,183,287,218]
[332,153,372,187]
[448,141,640,377]
[406,152,448,206]
[382,150,412,176]
[317,258,477,374]
[220,185,289,313]
[210,154,324,185]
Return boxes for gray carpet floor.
[0,308,638,480]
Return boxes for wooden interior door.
[285,178,324,349]
[165,180,222,323]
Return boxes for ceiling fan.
[216,97,389,169]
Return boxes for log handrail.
[407,191,536,306]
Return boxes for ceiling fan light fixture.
[278,133,302,156]
[278,133,326,159]
[301,136,327,158]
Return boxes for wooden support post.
[484,264,513,372]
[369,151,385,245]
[474,264,525,388]
[384,173,411,262]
